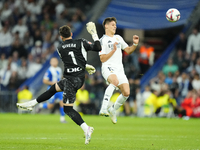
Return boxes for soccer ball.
[166,8,180,22]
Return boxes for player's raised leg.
[99,74,118,116]
[99,84,115,116]
[17,83,60,110]
[60,76,94,144]
[108,83,129,124]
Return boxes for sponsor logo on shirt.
[67,67,82,73]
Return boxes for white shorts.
[101,65,128,86]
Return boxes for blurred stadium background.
[1,0,200,119]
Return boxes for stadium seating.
[98,0,199,29]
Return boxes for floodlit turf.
[0,113,200,150]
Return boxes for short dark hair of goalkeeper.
[59,25,72,39]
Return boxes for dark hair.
[59,25,71,38]
[102,17,117,29]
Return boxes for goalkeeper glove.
[85,64,96,75]
[86,22,99,41]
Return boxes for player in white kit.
[99,17,139,124]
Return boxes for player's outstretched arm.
[124,35,139,54]
[86,22,101,52]
[86,22,99,41]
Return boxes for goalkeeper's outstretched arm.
[86,22,99,41]
[85,22,100,74]
[86,22,101,52]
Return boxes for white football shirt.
[99,34,128,68]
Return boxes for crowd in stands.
[0,0,94,92]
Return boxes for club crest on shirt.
[88,41,92,44]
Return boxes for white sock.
[80,122,89,132]
[113,94,128,111]
[101,84,116,110]
[39,103,43,108]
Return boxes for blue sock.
[42,103,48,109]
[60,107,65,116]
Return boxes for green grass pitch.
[0,113,200,150]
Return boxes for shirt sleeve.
[82,38,101,52]
[99,38,107,55]
[118,35,129,50]
[82,38,93,50]
[43,69,51,80]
